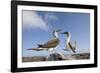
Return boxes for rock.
[22,53,90,62]
[22,56,46,62]
[46,53,63,61]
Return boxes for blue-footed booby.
[27,29,61,53]
[62,32,76,53]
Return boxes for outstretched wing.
[27,48,43,51]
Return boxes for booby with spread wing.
[27,29,61,53]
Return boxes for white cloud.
[44,13,58,24]
[23,11,58,31]
[23,11,48,31]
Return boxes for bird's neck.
[66,34,71,44]
[53,32,59,39]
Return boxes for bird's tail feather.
[37,44,43,48]
[27,48,37,50]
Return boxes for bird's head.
[61,31,70,37]
[53,29,61,38]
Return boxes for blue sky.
[22,10,90,57]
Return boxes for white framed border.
[17,5,94,68]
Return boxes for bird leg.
[51,49,54,54]
[48,48,54,54]
[52,48,56,54]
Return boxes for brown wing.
[42,38,59,48]
[68,42,76,53]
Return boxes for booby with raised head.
[62,32,76,53]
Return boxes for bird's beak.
[61,32,69,35]
[61,32,66,34]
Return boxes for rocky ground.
[22,53,90,62]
